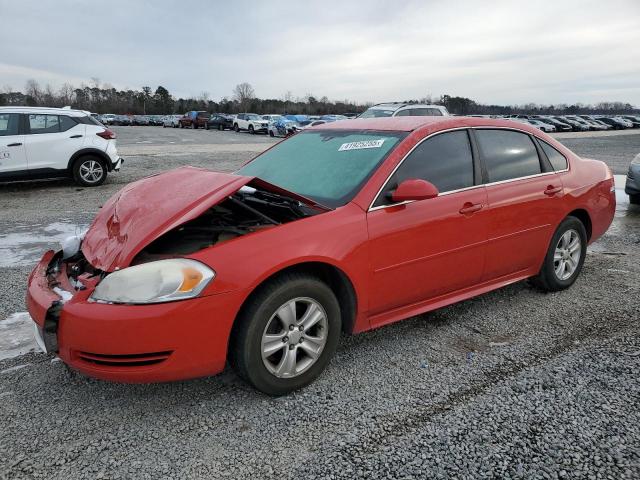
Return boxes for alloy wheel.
[79,160,104,184]
[261,297,328,378]
[554,229,581,280]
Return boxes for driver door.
[366,130,488,321]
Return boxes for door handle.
[69,134,83,138]
[6,142,22,147]
[459,202,483,215]
[544,185,562,196]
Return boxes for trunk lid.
[82,167,252,272]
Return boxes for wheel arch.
[230,261,359,345]
[567,208,592,241]
[67,149,112,172]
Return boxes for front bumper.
[625,164,640,195]
[26,251,247,383]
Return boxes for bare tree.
[25,79,42,104]
[233,82,255,111]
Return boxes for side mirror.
[391,179,439,203]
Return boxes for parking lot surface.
[0,127,638,479]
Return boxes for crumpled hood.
[82,167,252,272]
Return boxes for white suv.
[0,107,122,186]
[358,103,449,118]
[233,113,269,134]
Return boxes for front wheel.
[234,124,239,132]
[269,130,274,137]
[218,124,224,131]
[229,274,341,396]
[531,216,587,292]
[249,125,255,134]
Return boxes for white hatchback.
[0,106,123,186]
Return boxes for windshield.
[237,130,406,208]
[358,108,396,118]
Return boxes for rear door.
[0,113,27,175]
[24,114,85,171]
[474,128,564,281]
[367,129,488,318]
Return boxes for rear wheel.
[218,123,224,131]
[234,124,239,132]
[229,274,341,396]
[72,156,107,187]
[531,216,587,292]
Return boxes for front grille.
[76,350,172,367]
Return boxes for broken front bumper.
[26,250,247,383]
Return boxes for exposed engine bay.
[133,185,324,263]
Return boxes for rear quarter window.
[540,140,568,171]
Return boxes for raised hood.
[82,167,253,272]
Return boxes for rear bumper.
[26,251,246,383]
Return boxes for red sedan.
[26,117,615,395]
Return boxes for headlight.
[90,259,215,304]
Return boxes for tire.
[180,123,184,129]
[72,156,107,187]
[218,124,224,131]
[234,123,239,132]
[630,194,640,205]
[229,273,341,396]
[192,122,196,129]
[269,130,274,137]
[530,216,587,292]
[249,125,255,134]
[205,123,210,130]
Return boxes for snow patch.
[0,312,38,361]
[0,220,88,268]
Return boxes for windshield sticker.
[338,139,385,152]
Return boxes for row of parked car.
[470,114,640,132]
[97,105,640,136]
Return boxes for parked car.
[320,115,348,122]
[625,153,640,204]
[0,106,122,186]
[179,111,210,129]
[100,114,117,125]
[206,114,234,131]
[578,116,612,130]
[510,117,556,132]
[131,115,150,126]
[25,116,614,395]
[530,116,572,132]
[596,116,632,129]
[163,114,182,128]
[619,115,640,128]
[552,116,588,131]
[262,115,282,124]
[359,103,449,118]
[283,114,312,127]
[112,115,132,126]
[233,113,269,134]
[268,117,299,137]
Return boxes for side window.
[0,113,19,136]
[539,140,568,171]
[475,129,542,183]
[59,116,78,132]
[410,108,443,116]
[28,114,60,134]
[374,130,475,206]
[395,109,411,117]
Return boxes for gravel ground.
[0,126,638,479]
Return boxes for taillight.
[96,129,116,140]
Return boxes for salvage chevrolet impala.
[26,117,615,395]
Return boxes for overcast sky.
[1,0,639,106]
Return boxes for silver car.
[625,153,640,205]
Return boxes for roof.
[0,106,90,116]
[316,116,545,136]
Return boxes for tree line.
[0,80,637,116]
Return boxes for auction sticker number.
[339,139,385,152]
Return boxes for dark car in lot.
[530,116,572,132]
[206,114,234,131]
[179,111,210,129]
[596,116,631,130]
